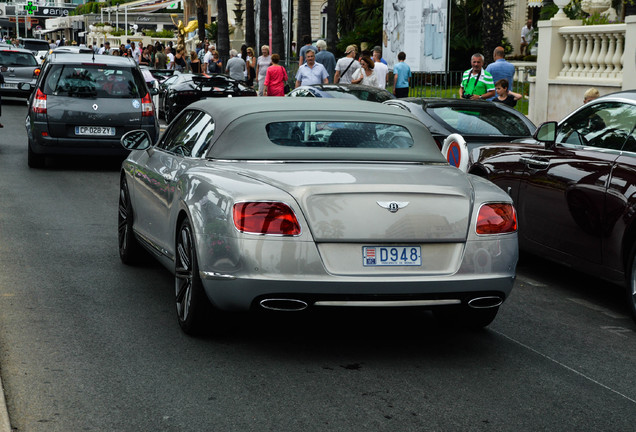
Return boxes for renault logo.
[92,104,98,111]
[377,201,409,213]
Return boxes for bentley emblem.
[92,104,99,111]
[377,201,409,213]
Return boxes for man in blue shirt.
[315,40,336,83]
[485,46,515,100]
[295,49,329,87]
[392,51,411,98]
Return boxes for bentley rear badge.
[92,104,99,111]
[377,201,409,213]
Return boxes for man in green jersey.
[459,53,495,100]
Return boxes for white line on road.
[567,297,628,319]
[494,329,636,405]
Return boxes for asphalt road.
[0,99,635,431]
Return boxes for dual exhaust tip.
[259,296,503,312]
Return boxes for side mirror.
[534,121,557,147]
[19,82,32,91]
[121,129,152,151]
[149,87,159,96]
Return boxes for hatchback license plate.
[75,126,115,136]
[1,83,18,89]
[363,246,422,266]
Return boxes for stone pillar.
[529,17,578,124]
[622,16,636,91]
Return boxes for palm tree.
[259,0,268,50]
[481,0,504,64]
[217,0,230,57]
[195,0,207,45]
[245,0,255,49]
[271,0,284,58]
[296,0,311,45]
[326,0,337,51]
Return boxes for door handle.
[520,156,550,170]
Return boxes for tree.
[217,0,230,57]
[245,0,255,49]
[480,0,504,64]
[259,0,268,50]
[326,0,337,51]
[195,0,207,45]
[271,0,284,57]
[296,0,311,45]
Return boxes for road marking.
[600,326,634,338]
[494,330,636,405]
[567,298,627,319]
[516,273,547,287]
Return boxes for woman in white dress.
[350,56,378,87]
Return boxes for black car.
[25,53,159,168]
[287,83,395,102]
[159,73,257,122]
[383,98,536,150]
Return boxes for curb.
[0,376,10,432]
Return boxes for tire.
[627,247,636,323]
[175,218,214,335]
[27,142,45,168]
[118,177,144,264]
[433,305,499,329]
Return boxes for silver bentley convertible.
[119,98,518,334]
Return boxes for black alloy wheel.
[627,246,636,323]
[118,177,143,264]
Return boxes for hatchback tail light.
[476,203,517,235]
[33,68,41,78]
[32,88,46,114]
[141,92,153,117]
[233,202,301,236]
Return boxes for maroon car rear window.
[428,105,532,136]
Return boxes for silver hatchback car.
[25,53,159,168]
[0,47,40,98]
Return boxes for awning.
[35,28,61,34]
[101,0,171,13]
[528,0,543,7]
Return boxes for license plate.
[363,246,422,266]
[75,126,115,136]
[1,83,18,89]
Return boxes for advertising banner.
[383,0,449,72]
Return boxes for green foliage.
[143,29,175,38]
[501,37,513,55]
[335,16,382,56]
[206,22,217,42]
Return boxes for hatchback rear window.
[22,40,50,51]
[42,64,146,98]
[266,121,414,148]
[427,105,532,136]
[0,50,38,67]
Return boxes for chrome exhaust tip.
[467,296,503,309]
[259,298,309,312]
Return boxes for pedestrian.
[372,46,388,88]
[295,49,329,87]
[351,56,378,87]
[520,19,534,56]
[263,54,288,96]
[334,44,360,84]
[203,45,215,72]
[459,53,495,100]
[584,87,600,104]
[155,44,167,69]
[209,51,223,73]
[245,47,257,87]
[315,40,336,83]
[99,41,111,55]
[492,79,522,107]
[190,50,202,73]
[392,51,411,98]
[225,49,246,81]
[174,49,187,72]
[298,35,316,66]
[139,47,151,66]
[166,46,175,70]
[486,46,515,99]
[256,45,271,96]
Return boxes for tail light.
[32,88,46,114]
[141,92,154,117]
[233,202,301,236]
[476,203,517,235]
[33,68,41,77]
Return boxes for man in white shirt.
[203,45,215,71]
[334,45,360,84]
[372,46,388,88]
[166,46,175,70]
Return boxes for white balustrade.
[557,24,624,82]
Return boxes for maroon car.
[469,90,636,322]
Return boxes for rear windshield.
[321,88,393,102]
[22,40,50,51]
[191,75,235,90]
[0,50,38,67]
[42,64,146,98]
[427,105,532,136]
[266,121,414,148]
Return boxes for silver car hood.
[227,162,473,242]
